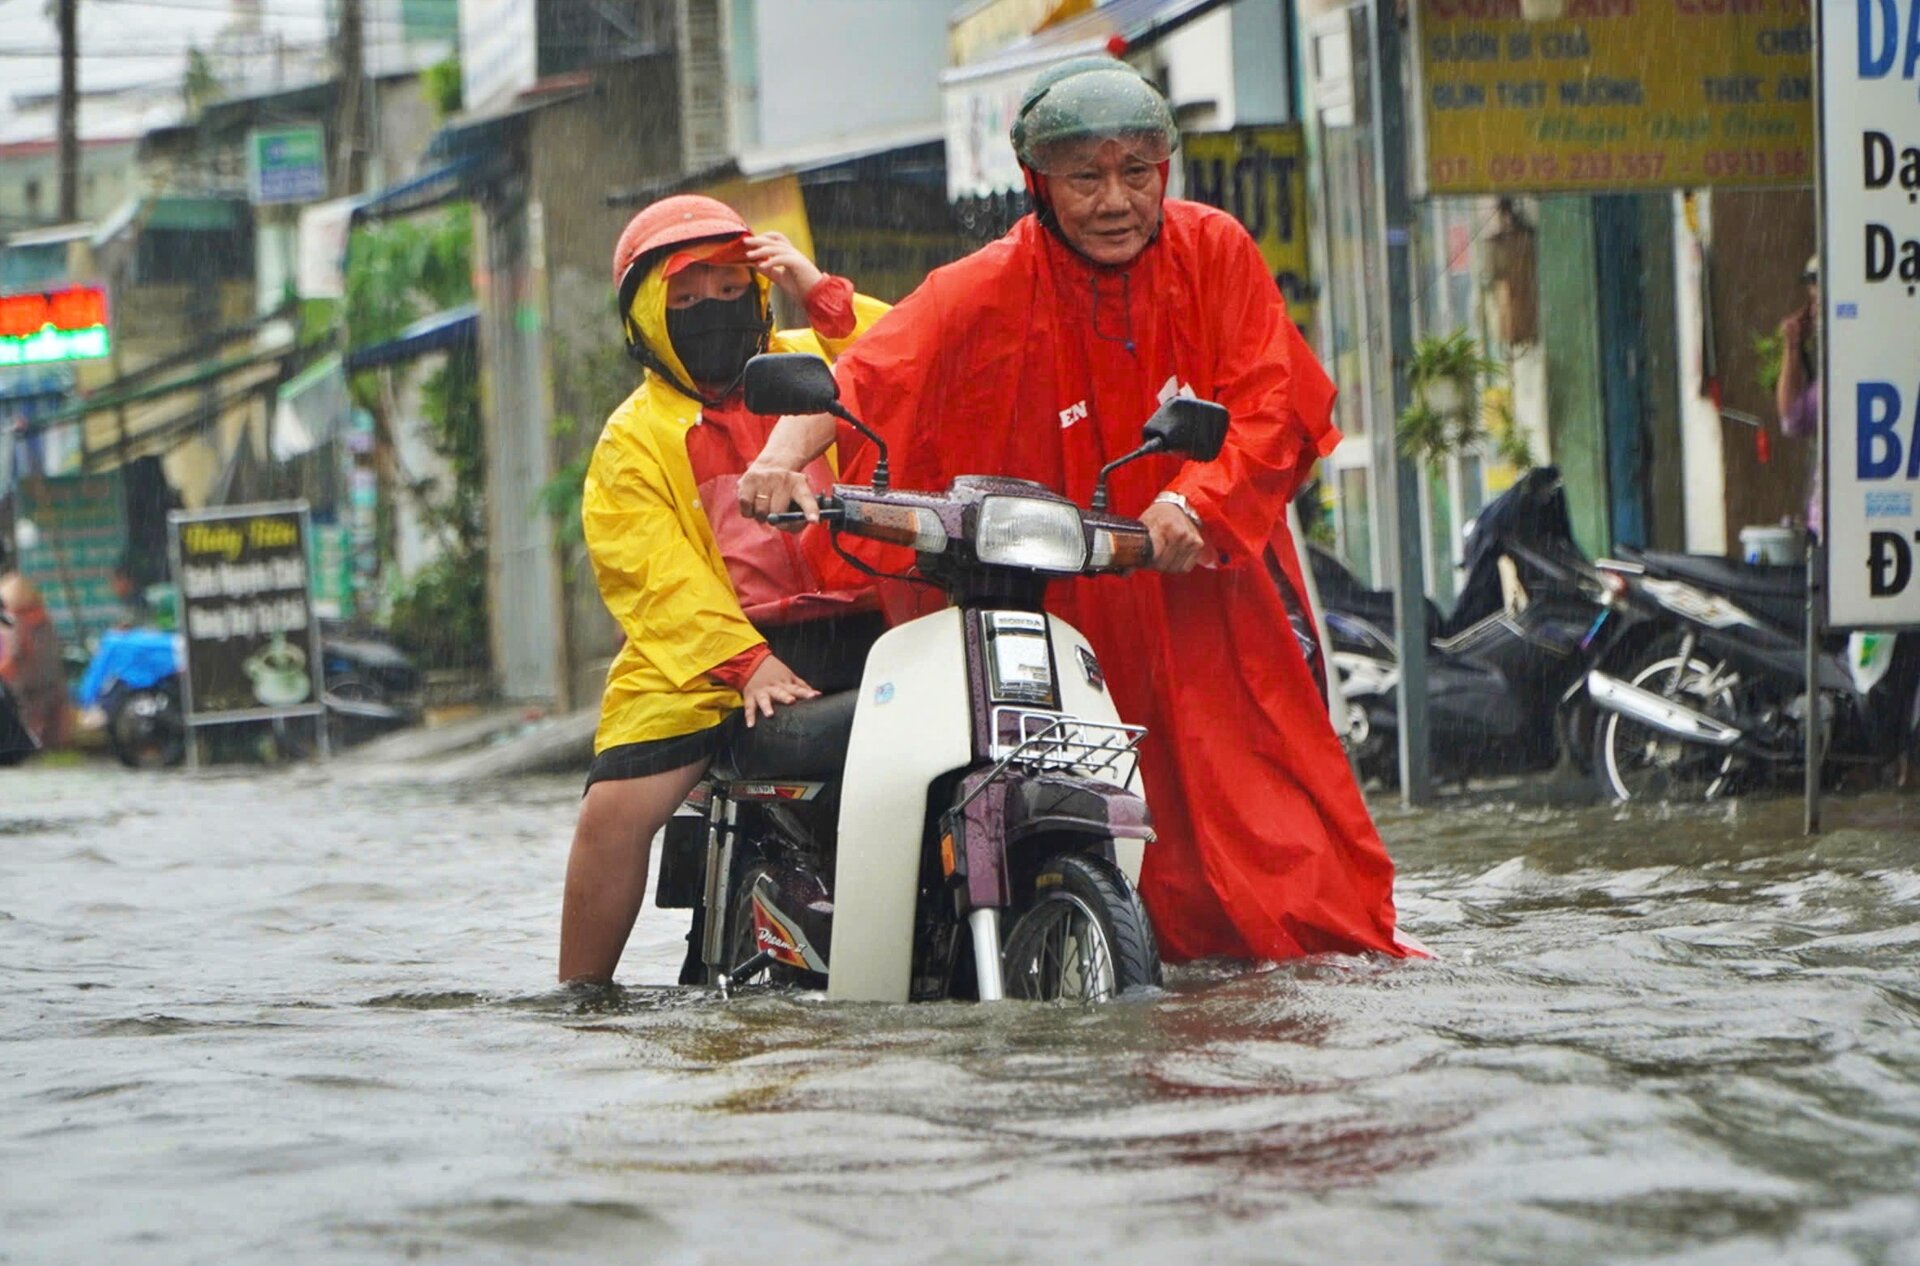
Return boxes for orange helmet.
[612,194,749,305]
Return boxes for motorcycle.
[1580,549,1920,801]
[77,618,422,768]
[0,597,38,767]
[650,352,1227,1004]
[1311,467,1608,787]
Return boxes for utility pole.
[330,0,365,197]
[1368,0,1433,805]
[58,0,79,223]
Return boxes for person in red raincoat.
[739,56,1421,963]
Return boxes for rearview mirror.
[1143,397,1228,462]
[743,353,840,416]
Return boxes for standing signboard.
[169,502,327,760]
[1183,127,1318,336]
[247,125,328,206]
[1819,0,1920,629]
[1412,0,1815,195]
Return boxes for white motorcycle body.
[827,607,1141,1004]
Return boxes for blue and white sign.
[1821,0,1920,628]
[247,125,328,206]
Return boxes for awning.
[941,0,1232,201]
[426,74,595,166]
[344,304,477,372]
[736,123,947,181]
[143,196,248,232]
[352,156,490,224]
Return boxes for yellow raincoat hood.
[627,255,772,402]
[583,264,890,753]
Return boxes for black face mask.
[666,292,766,387]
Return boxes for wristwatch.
[1153,490,1204,531]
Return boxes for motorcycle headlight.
[974,496,1087,572]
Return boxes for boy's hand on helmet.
[740,654,817,728]
[744,233,824,305]
[738,462,818,527]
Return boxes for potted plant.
[1397,329,1502,470]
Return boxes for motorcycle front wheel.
[1002,853,1161,1002]
[1594,646,1743,802]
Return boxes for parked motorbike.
[1580,549,1920,801]
[650,352,1226,1004]
[0,597,38,767]
[78,619,422,768]
[1311,467,1608,786]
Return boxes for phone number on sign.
[1700,149,1810,179]
[1485,152,1670,182]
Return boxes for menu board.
[170,503,323,721]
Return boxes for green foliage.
[342,208,487,671]
[346,209,473,346]
[1753,328,1786,396]
[423,55,463,120]
[385,553,490,671]
[1482,384,1537,470]
[184,46,221,118]
[418,344,486,556]
[535,319,638,569]
[1398,329,1503,470]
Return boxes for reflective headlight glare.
[1088,529,1116,569]
[975,496,1088,571]
[848,502,949,553]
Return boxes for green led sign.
[0,325,110,367]
[0,285,112,366]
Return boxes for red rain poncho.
[831,201,1415,962]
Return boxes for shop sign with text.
[1414,0,1815,194]
[1821,0,1920,627]
[1183,128,1317,334]
[170,503,324,721]
[247,125,327,206]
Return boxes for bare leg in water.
[558,759,709,984]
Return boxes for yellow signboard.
[1182,127,1316,333]
[1414,0,1814,194]
[698,172,817,262]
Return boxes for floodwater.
[4,764,1920,1265]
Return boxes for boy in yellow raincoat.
[559,195,887,985]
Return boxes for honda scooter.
[651,353,1226,1004]
[1581,550,1920,801]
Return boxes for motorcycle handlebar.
[766,494,843,528]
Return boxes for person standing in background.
[1775,255,1821,538]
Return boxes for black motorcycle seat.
[1632,551,1807,628]
[722,688,858,781]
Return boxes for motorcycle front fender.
[943,770,1152,913]
[829,609,974,1004]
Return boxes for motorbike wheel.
[724,863,825,991]
[108,687,186,770]
[1002,853,1161,1002]
[1593,646,1742,803]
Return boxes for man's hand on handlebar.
[1141,501,1205,574]
[740,654,818,728]
[737,462,819,527]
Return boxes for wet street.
[5,762,1920,1265]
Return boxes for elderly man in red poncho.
[739,55,1423,965]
